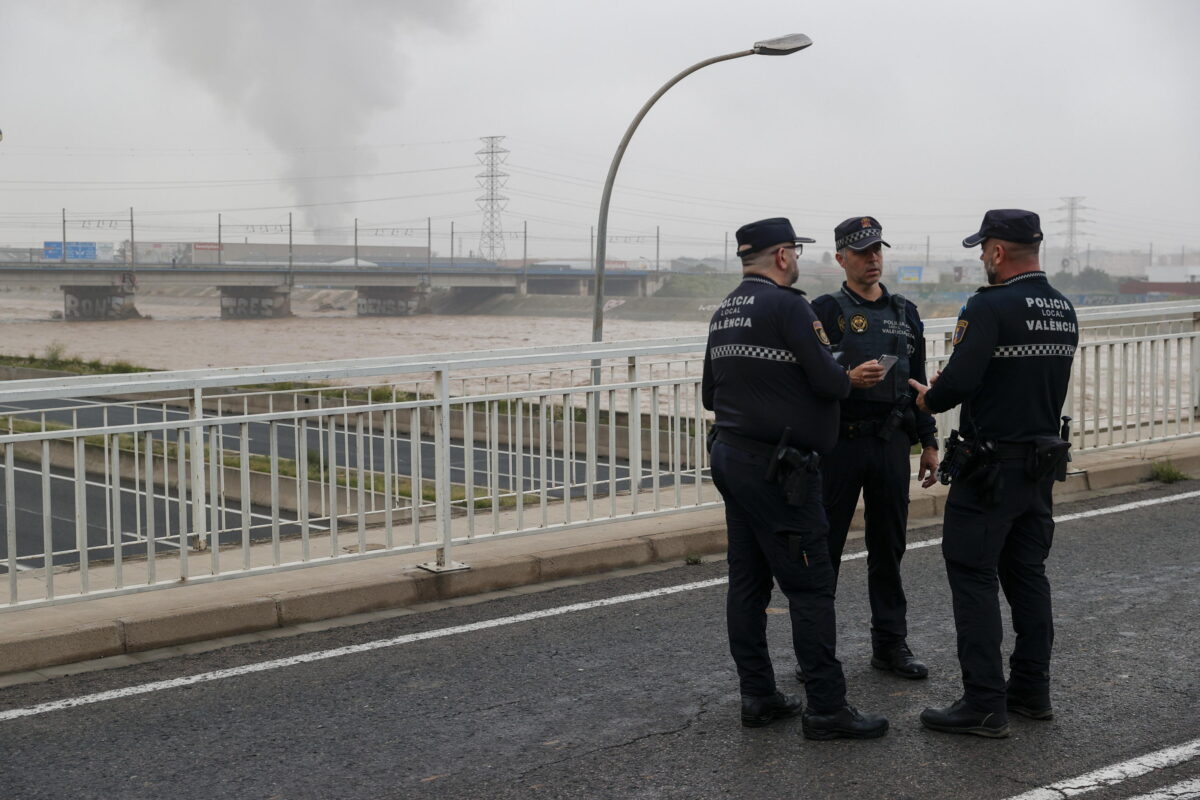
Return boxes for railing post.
[421,366,468,572]
[1191,313,1200,414]
[627,355,642,510]
[190,386,209,552]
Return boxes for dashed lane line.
[1123,776,1200,800]
[1002,739,1200,800]
[1,488,1198,725]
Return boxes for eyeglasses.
[773,244,803,257]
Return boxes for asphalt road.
[0,481,1196,799]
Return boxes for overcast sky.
[0,0,1197,265]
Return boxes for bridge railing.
[1,300,1198,609]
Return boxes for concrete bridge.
[0,262,668,320]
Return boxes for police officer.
[908,209,1078,738]
[703,217,888,740]
[809,216,939,683]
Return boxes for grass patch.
[1149,460,1189,484]
[0,350,154,375]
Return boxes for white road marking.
[1053,490,1200,523]
[1002,739,1200,800]
[0,487,1197,723]
[0,576,726,722]
[1124,777,1200,800]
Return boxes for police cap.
[962,209,1044,247]
[735,217,816,258]
[834,216,891,251]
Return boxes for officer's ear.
[773,247,787,270]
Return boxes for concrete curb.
[1,445,1197,677]
[0,524,728,675]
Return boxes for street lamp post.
[590,33,813,344]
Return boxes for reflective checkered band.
[835,228,880,250]
[993,343,1077,358]
[710,344,797,363]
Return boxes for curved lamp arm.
[590,34,813,343]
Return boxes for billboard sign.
[897,265,923,283]
[43,241,99,260]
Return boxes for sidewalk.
[2,438,1198,682]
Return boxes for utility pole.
[475,136,509,261]
[450,221,455,267]
[522,220,528,272]
[129,207,136,265]
[61,208,66,264]
[217,213,222,265]
[1149,242,1154,269]
[924,235,930,270]
[353,217,358,267]
[426,217,432,272]
[288,212,293,270]
[655,225,660,271]
[1054,196,1089,273]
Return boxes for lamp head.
[752,33,813,56]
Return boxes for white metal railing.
[1,300,1198,609]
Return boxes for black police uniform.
[702,274,852,713]
[811,284,937,653]
[924,270,1078,715]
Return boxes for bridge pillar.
[62,286,141,321]
[219,286,292,319]
[356,286,426,316]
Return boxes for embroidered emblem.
[813,320,830,346]
[849,314,868,333]
[953,319,969,345]
[861,217,873,228]
[837,315,846,333]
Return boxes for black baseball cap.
[962,209,1044,247]
[735,217,816,258]
[834,216,890,251]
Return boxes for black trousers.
[942,459,1055,714]
[710,440,847,713]
[821,431,911,651]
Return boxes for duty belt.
[991,441,1038,460]
[714,429,778,459]
[840,417,886,440]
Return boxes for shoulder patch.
[813,320,831,346]
[953,319,969,346]
[837,315,846,332]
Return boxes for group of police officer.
[702,209,1078,739]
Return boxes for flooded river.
[0,289,703,371]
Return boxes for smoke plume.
[135,0,468,239]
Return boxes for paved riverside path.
[0,480,1197,799]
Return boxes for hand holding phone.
[876,354,899,375]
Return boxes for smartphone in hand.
[876,354,899,375]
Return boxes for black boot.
[920,699,1009,738]
[741,691,803,728]
[870,642,929,679]
[801,705,889,740]
[1006,686,1053,720]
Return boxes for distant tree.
[1075,267,1115,292]
[821,251,833,266]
